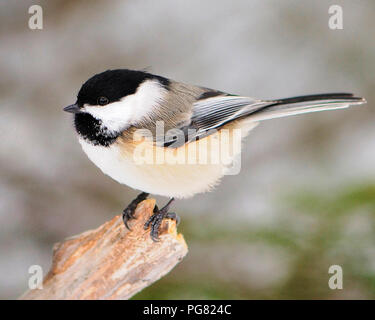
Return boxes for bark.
[20,199,188,300]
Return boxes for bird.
[64,69,366,241]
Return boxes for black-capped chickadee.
[64,69,366,241]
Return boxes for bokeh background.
[1,0,374,299]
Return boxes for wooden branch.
[20,199,188,300]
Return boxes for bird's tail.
[248,93,366,122]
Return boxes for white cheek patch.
[84,100,133,133]
[83,79,167,133]
[131,79,167,122]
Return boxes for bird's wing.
[162,92,365,148]
[162,94,269,147]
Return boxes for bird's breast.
[78,119,257,198]
[78,136,231,198]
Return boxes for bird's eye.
[97,96,109,106]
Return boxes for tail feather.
[248,93,366,122]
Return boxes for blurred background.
[0,0,374,299]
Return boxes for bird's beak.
[63,103,81,113]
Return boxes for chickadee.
[64,69,365,241]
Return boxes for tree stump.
[20,199,188,300]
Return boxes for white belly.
[79,138,226,198]
[78,120,257,198]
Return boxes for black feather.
[77,69,170,107]
[74,113,120,147]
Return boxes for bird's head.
[64,69,170,136]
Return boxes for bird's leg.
[122,192,149,230]
[144,198,180,242]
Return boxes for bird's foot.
[122,192,149,230]
[144,198,180,242]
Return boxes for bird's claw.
[122,207,135,230]
[144,198,178,242]
[122,192,149,230]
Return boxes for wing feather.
[162,92,365,148]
